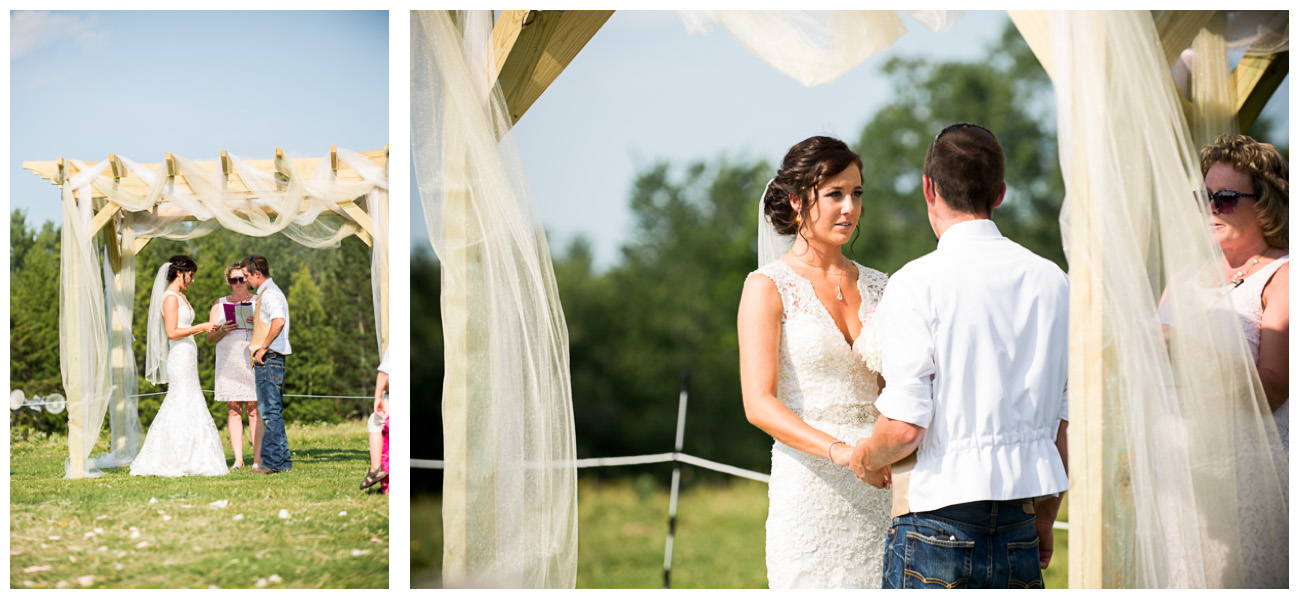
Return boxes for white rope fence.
[414,379,1070,587]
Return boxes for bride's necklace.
[1229,256,1262,288]
[791,254,847,301]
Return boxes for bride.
[130,256,229,477]
[737,136,891,588]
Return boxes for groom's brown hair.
[923,123,1004,216]
[242,254,271,278]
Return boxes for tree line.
[10,215,382,438]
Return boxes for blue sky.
[410,10,1289,268]
[10,10,389,229]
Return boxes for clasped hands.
[848,439,892,489]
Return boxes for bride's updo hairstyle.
[166,255,198,282]
[764,136,863,236]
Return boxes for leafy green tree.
[285,264,340,423]
[10,211,65,437]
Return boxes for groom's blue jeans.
[254,352,291,471]
[882,500,1043,589]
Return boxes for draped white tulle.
[756,179,795,268]
[144,263,173,386]
[413,10,578,588]
[58,150,388,479]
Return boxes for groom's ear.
[921,175,937,207]
[991,181,1007,210]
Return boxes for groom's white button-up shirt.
[874,219,1069,513]
[256,278,292,355]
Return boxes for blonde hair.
[1201,134,1289,248]
[224,262,246,281]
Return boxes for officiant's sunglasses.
[925,123,996,176]
[1203,189,1259,214]
[228,276,246,284]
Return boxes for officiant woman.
[208,262,263,470]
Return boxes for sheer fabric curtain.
[412,10,578,588]
[1012,10,1287,587]
[58,150,387,478]
[678,10,965,87]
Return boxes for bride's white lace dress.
[131,291,229,477]
[752,259,891,588]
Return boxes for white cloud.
[11,11,108,60]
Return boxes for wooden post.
[440,74,473,585]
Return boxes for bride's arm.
[738,273,853,466]
[164,295,215,339]
[163,295,189,340]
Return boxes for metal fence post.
[662,371,689,588]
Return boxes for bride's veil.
[757,178,794,268]
[144,262,172,385]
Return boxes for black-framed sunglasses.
[228,276,246,284]
[1203,189,1259,214]
[925,123,995,177]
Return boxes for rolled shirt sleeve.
[873,269,937,428]
[262,289,288,323]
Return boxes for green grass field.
[10,422,388,589]
[412,475,1069,588]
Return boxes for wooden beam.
[109,154,126,179]
[23,148,388,198]
[165,153,177,178]
[337,198,376,241]
[496,10,613,126]
[102,216,122,273]
[220,150,233,178]
[1155,10,1216,67]
[1232,51,1288,133]
[330,145,339,173]
[90,201,123,237]
[492,10,531,77]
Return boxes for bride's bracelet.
[827,440,848,463]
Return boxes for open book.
[223,302,255,330]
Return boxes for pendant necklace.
[1230,256,1261,288]
[792,255,845,300]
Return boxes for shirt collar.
[937,219,1002,250]
[256,278,274,293]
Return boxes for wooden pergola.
[24,146,390,478]
[438,9,1289,588]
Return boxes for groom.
[850,124,1069,588]
[243,254,293,474]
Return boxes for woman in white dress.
[737,136,891,588]
[207,263,261,470]
[130,256,229,478]
[1200,134,1289,453]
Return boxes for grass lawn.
[412,475,1069,588]
[10,421,388,589]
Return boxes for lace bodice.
[751,259,892,588]
[752,259,888,425]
